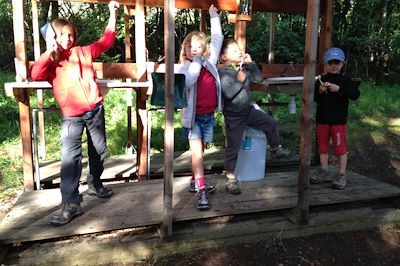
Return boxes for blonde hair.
[179,31,209,63]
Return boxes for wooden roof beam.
[63,0,325,14]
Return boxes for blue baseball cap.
[323,47,345,63]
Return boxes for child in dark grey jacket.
[218,39,294,195]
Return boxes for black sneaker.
[87,187,113,198]
[189,179,215,193]
[50,203,83,226]
[197,188,210,211]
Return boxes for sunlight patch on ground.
[371,135,386,145]
[389,118,400,134]
[361,117,400,136]
[361,117,382,127]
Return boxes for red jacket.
[30,29,116,117]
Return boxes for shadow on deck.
[1,149,400,245]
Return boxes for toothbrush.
[318,75,328,94]
[239,58,244,70]
[318,75,323,84]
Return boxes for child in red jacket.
[30,1,120,225]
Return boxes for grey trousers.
[224,106,281,172]
[59,105,107,204]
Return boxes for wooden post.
[235,21,247,52]
[135,0,149,180]
[234,0,251,53]
[267,12,276,114]
[124,5,134,155]
[200,10,206,32]
[313,0,333,166]
[32,0,46,162]
[161,0,175,239]
[319,0,333,64]
[296,0,320,225]
[12,0,34,191]
[268,13,276,64]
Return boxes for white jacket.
[180,14,223,129]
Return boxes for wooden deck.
[2,149,400,245]
[1,161,400,244]
[37,148,298,185]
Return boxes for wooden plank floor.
[38,148,298,184]
[1,167,400,244]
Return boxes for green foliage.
[0,0,22,71]
[0,72,24,189]
[347,83,400,153]
[350,83,400,119]
[3,0,400,83]
[334,0,400,83]
[0,73,20,142]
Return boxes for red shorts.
[316,123,347,155]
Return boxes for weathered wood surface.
[38,148,298,184]
[1,167,400,244]
[39,154,138,184]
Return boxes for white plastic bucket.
[234,127,267,182]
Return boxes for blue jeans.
[60,104,107,204]
[182,112,214,144]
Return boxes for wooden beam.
[161,0,175,240]
[62,0,311,14]
[235,21,247,52]
[29,61,140,79]
[296,0,320,225]
[261,63,304,78]
[124,5,134,155]
[268,13,276,64]
[200,10,206,33]
[93,62,139,79]
[13,0,34,191]
[318,0,333,65]
[31,0,47,162]
[135,0,149,180]
[234,0,247,52]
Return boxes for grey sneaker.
[332,174,347,190]
[225,172,241,195]
[271,146,295,159]
[310,168,331,184]
[87,187,113,198]
[50,202,83,226]
[197,188,210,211]
[189,179,215,193]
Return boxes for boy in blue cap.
[310,47,360,189]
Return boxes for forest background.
[0,0,400,196]
[1,0,400,83]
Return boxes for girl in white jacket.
[178,4,222,211]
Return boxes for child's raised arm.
[106,1,120,32]
[208,4,223,65]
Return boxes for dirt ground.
[152,226,400,266]
[1,137,400,265]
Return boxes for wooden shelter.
[6,0,334,237]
